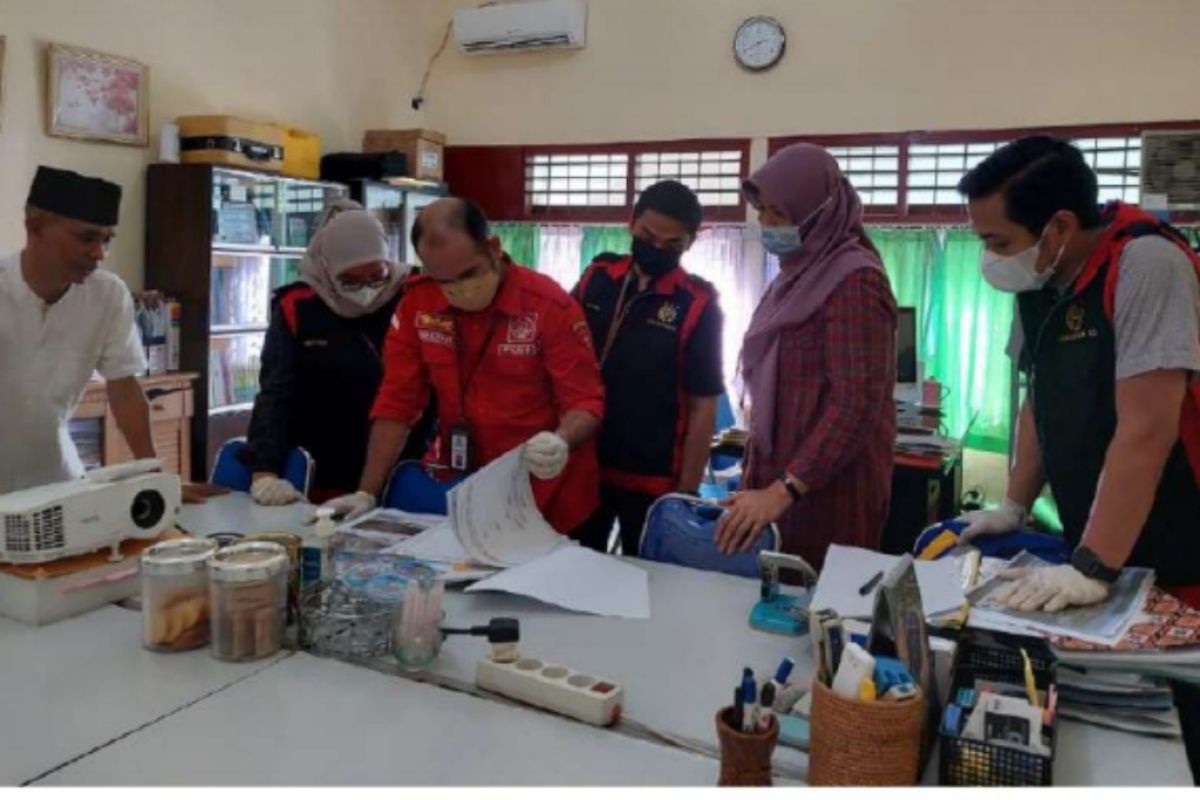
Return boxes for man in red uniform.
[321,198,605,534]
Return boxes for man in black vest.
[958,135,1200,779]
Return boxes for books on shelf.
[208,333,264,409]
[132,291,181,374]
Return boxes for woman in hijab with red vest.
[715,144,898,570]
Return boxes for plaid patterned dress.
[743,268,897,571]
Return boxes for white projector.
[0,460,181,564]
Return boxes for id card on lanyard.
[450,312,503,472]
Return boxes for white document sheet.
[379,521,497,584]
[447,447,566,568]
[465,547,651,620]
[808,544,966,620]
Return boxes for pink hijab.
[741,144,884,460]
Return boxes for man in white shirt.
[0,166,154,494]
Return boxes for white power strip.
[476,655,624,727]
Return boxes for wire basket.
[939,629,1057,786]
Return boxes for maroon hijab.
[741,144,884,460]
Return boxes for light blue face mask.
[760,194,835,256]
[761,226,803,256]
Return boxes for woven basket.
[714,707,779,786]
[808,679,924,786]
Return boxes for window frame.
[770,121,1200,224]
[522,138,751,224]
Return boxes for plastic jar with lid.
[141,538,219,652]
[208,541,289,662]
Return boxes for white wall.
[419,0,1200,146]
[0,0,426,288]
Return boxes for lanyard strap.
[455,311,504,419]
[599,270,644,368]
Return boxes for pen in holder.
[714,706,779,786]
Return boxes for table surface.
[39,651,720,786]
[0,605,285,786]
[5,493,1189,786]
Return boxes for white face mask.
[980,230,1067,293]
[337,284,383,308]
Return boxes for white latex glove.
[523,432,569,480]
[956,497,1026,541]
[250,475,303,506]
[318,490,377,522]
[990,564,1110,613]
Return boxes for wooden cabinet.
[69,373,198,481]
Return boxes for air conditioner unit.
[454,0,587,55]
[0,460,180,564]
[1141,130,1200,210]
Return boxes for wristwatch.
[1070,546,1121,584]
[778,474,803,504]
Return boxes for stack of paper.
[1056,666,1181,737]
[967,552,1154,647]
[808,544,967,621]
[436,446,651,619]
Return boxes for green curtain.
[928,230,1014,453]
[870,229,936,340]
[579,226,630,272]
[493,223,541,269]
[869,227,1014,454]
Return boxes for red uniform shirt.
[371,260,605,533]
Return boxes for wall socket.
[476,655,623,727]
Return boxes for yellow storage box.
[177,116,285,173]
[362,129,446,182]
[280,126,321,180]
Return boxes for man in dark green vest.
[957,135,1200,779]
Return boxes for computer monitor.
[896,307,918,385]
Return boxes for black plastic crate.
[939,629,1057,786]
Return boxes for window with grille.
[634,150,743,208]
[906,141,1008,207]
[826,145,901,208]
[525,153,629,210]
[1072,136,1141,204]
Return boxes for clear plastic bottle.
[208,542,288,662]
[141,538,218,652]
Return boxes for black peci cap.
[27,166,122,226]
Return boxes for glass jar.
[208,542,288,662]
[141,538,219,652]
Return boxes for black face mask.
[631,236,682,280]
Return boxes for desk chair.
[210,437,314,497]
[639,493,779,579]
[382,461,466,515]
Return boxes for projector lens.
[131,490,166,529]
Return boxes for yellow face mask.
[441,267,501,311]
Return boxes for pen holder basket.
[809,679,925,786]
[714,706,779,786]
[939,629,1057,786]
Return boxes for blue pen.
[741,667,755,705]
[774,657,795,686]
[744,680,759,733]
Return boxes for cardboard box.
[362,129,446,181]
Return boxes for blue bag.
[914,519,1070,564]
[639,494,780,578]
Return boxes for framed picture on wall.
[45,42,148,146]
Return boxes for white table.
[38,652,721,786]
[0,605,286,785]
[174,495,1198,785]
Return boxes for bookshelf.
[145,165,348,477]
